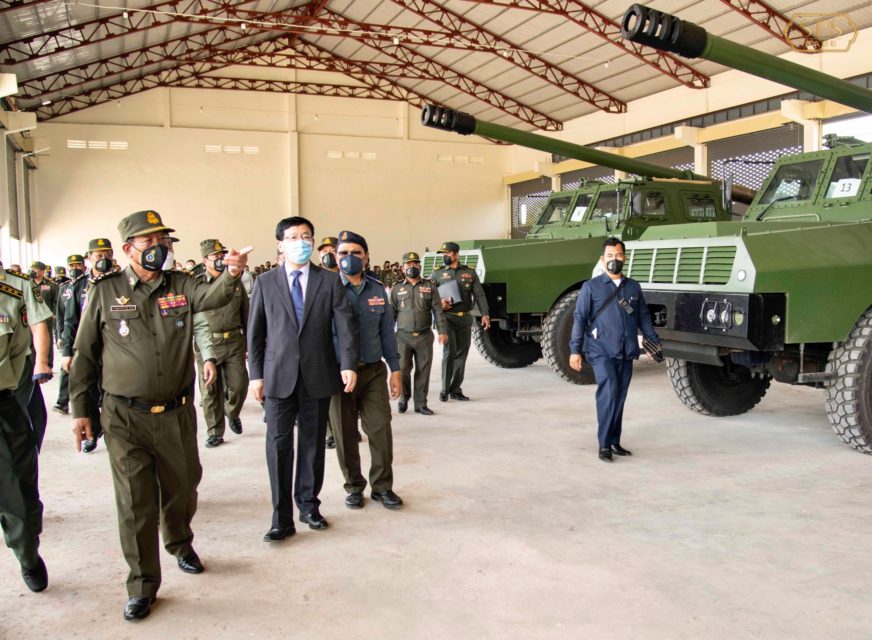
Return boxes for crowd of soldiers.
[0,210,491,622]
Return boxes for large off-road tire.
[542,290,596,385]
[667,358,770,416]
[825,308,872,454]
[472,323,542,368]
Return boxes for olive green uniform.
[69,265,240,599]
[390,278,446,409]
[432,263,489,396]
[0,270,53,572]
[54,279,74,410]
[32,277,58,368]
[192,272,249,438]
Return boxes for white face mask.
[162,249,175,271]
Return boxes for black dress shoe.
[415,406,434,416]
[345,492,364,509]
[21,556,48,592]
[229,417,243,434]
[51,404,69,415]
[371,490,404,510]
[205,435,224,448]
[177,552,204,574]
[299,511,329,530]
[599,448,614,462]
[398,400,408,413]
[439,392,448,402]
[449,392,470,401]
[263,525,296,542]
[123,596,154,621]
[82,438,98,454]
[611,444,633,456]
[325,436,336,449]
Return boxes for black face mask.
[442,254,453,266]
[405,266,421,279]
[137,244,168,272]
[211,257,226,272]
[68,268,84,279]
[606,259,624,275]
[94,259,113,274]
[321,253,337,269]
[29,271,37,279]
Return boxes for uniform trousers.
[195,334,249,438]
[264,376,330,528]
[397,329,434,408]
[55,368,69,409]
[100,394,201,599]
[0,392,42,570]
[332,361,393,494]
[588,354,634,449]
[442,313,472,395]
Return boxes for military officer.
[30,262,58,369]
[54,267,70,286]
[193,239,249,448]
[569,237,660,462]
[318,236,340,449]
[52,254,86,415]
[432,241,491,401]
[333,230,404,510]
[69,210,249,621]
[62,240,116,453]
[0,258,54,592]
[390,251,447,416]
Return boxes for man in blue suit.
[248,216,359,541]
[569,237,660,462]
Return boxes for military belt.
[398,329,430,337]
[109,388,192,414]
[446,311,467,317]
[212,330,242,339]
[357,361,382,369]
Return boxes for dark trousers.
[15,354,46,451]
[264,377,329,528]
[100,394,201,599]
[333,362,394,494]
[442,313,472,395]
[0,392,42,571]
[589,355,634,449]
[56,368,69,408]
[398,330,434,408]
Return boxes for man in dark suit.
[569,237,660,463]
[248,216,358,542]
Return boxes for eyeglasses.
[283,234,313,242]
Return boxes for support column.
[674,126,707,175]
[781,99,822,152]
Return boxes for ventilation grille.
[628,245,737,285]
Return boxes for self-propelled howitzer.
[421,105,738,384]
[618,5,872,454]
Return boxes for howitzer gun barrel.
[622,4,872,115]
[421,104,707,181]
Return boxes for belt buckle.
[223,331,231,339]
[150,404,166,414]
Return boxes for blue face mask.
[283,240,313,265]
[339,254,364,276]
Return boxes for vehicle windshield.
[758,159,824,205]
[568,194,592,222]
[536,197,571,226]
[588,190,619,221]
[825,153,869,199]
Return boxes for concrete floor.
[2,348,871,639]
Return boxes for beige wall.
[28,86,511,268]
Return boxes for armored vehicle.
[421,104,745,383]
[620,4,872,453]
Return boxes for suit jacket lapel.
[300,264,322,332]
[272,268,298,332]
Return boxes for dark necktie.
[291,270,304,328]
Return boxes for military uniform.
[390,251,446,413]
[192,239,249,445]
[53,255,85,414]
[432,242,489,399]
[0,267,53,588]
[69,210,242,603]
[332,231,402,507]
[30,263,58,369]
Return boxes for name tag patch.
[419,287,432,294]
[110,304,137,312]
[368,297,385,306]
[158,293,188,316]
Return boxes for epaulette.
[5,269,29,280]
[89,269,122,285]
[71,273,89,285]
[366,274,384,285]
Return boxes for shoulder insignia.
[5,269,29,280]
[0,282,23,300]
[90,269,122,285]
